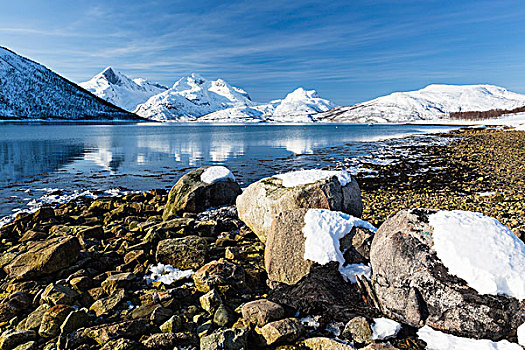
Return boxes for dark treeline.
[449,105,525,120]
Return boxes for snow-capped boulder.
[265,208,375,285]
[162,166,242,220]
[316,84,525,123]
[236,169,363,243]
[370,209,525,341]
[0,46,134,120]
[80,67,167,112]
[135,74,254,121]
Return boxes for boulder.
[82,319,149,345]
[162,167,242,220]
[256,317,304,346]
[0,292,31,323]
[200,328,248,350]
[341,316,372,344]
[370,209,524,341]
[0,330,36,350]
[156,236,207,270]
[5,236,80,280]
[40,284,78,305]
[236,169,362,243]
[39,305,74,338]
[302,337,355,350]
[265,208,375,285]
[240,299,284,326]
[192,259,245,293]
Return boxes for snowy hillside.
[0,46,136,120]
[316,84,525,123]
[134,74,254,121]
[197,88,335,123]
[80,67,167,112]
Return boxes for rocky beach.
[0,127,523,350]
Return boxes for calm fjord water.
[0,122,452,217]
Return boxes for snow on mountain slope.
[134,74,254,121]
[80,67,167,112]
[197,88,335,123]
[316,84,525,123]
[0,46,136,120]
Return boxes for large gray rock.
[236,172,362,243]
[162,167,241,220]
[370,209,524,341]
[4,236,80,280]
[192,259,245,293]
[156,235,207,270]
[256,317,304,346]
[265,209,373,285]
[200,328,248,350]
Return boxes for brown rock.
[241,299,284,326]
[256,317,304,346]
[236,172,362,243]
[162,167,242,220]
[5,236,80,280]
[192,259,245,293]
[156,236,207,270]
[39,304,74,338]
[302,337,354,350]
[82,319,149,345]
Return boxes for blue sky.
[1,0,525,105]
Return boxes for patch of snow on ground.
[429,210,525,300]
[302,209,377,282]
[200,166,235,184]
[299,315,320,329]
[145,263,194,285]
[275,169,353,187]
[417,326,522,350]
[339,264,372,283]
[371,318,402,340]
[518,323,525,346]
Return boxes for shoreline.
[0,128,522,349]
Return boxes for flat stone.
[89,288,125,317]
[4,236,80,280]
[192,259,245,293]
[101,273,135,294]
[241,299,284,327]
[40,284,78,305]
[0,330,36,350]
[200,328,248,350]
[303,337,355,350]
[156,236,207,270]
[38,305,74,338]
[256,318,304,346]
[82,319,149,345]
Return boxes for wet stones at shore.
[162,166,242,220]
[236,169,363,243]
[0,130,522,349]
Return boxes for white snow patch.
[518,323,525,346]
[339,264,372,283]
[275,169,353,187]
[299,315,320,329]
[477,191,497,197]
[371,318,402,340]
[200,166,235,184]
[145,263,194,285]
[417,326,522,350]
[302,209,376,282]
[428,210,525,300]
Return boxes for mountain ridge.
[0,46,139,120]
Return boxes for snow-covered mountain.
[80,67,167,112]
[315,84,525,123]
[134,73,254,121]
[0,46,136,120]
[197,88,336,123]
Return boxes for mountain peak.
[100,67,122,85]
[285,88,319,101]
